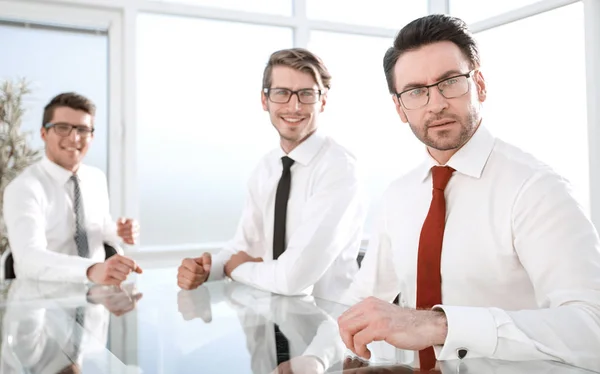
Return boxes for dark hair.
[383,14,481,94]
[262,48,332,90]
[42,92,96,128]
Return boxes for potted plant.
[0,78,42,256]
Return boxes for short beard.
[409,108,480,151]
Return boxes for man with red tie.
[338,14,600,372]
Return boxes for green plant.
[0,78,42,254]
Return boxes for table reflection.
[0,280,140,374]
[0,270,597,374]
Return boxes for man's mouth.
[281,116,304,125]
[428,119,456,128]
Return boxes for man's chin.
[426,138,463,151]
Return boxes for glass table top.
[0,267,596,374]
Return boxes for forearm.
[15,249,97,282]
[230,260,313,295]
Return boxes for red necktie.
[416,166,454,370]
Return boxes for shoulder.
[3,164,49,215]
[315,136,360,176]
[78,164,107,183]
[488,138,567,194]
[4,162,45,197]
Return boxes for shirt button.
[457,348,468,359]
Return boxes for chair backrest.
[5,253,15,279]
[1,243,117,280]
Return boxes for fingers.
[100,275,123,287]
[101,256,142,284]
[200,252,212,273]
[178,279,194,290]
[352,329,375,359]
[340,323,358,353]
[183,258,204,273]
[339,305,369,354]
[117,218,140,244]
[115,255,141,273]
[177,266,205,290]
[133,263,143,274]
[111,262,133,275]
[108,268,128,282]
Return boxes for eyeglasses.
[264,88,323,104]
[44,122,94,138]
[396,70,475,110]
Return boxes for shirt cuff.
[80,259,106,283]
[206,257,226,282]
[433,305,498,360]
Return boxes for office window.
[308,31,424,232]
[149,0,291,16]
[0,21,109,175]
[307,0,427,29]
[451,0,542,24]
[475,2,589,212]
[137,13,292,247]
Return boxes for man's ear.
[261,90,269,111]
[474,70,487,103]
[319,90,328,113]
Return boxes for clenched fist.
[178,253,212,290]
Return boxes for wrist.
[430,310,448,346]
[86,263,100,282]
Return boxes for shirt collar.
[41,156,79,185]
[418,124,496,182]
[278,130,326,167]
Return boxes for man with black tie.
[177,48,366,301]
[3,92,142,284]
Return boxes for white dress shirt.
[208,131,366,302]
[342,125,600,372]
[3,157,123,282]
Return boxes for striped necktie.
[70,174,89,258]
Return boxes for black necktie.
[272,156,294,368]
[274,324,290,366]
[273,156,294,260]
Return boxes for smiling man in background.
[3,92,142,285]
[177,48,366,302]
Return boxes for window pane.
[149,0,291,16]
[451,0,542,24]
[475,3,589,212]
[308,31,424,232]
[307,0,427,29]
[137,13,292,247]
[0,21,108,175]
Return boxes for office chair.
[1,243,118,280]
